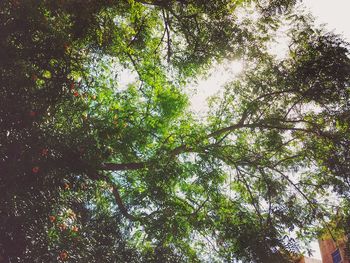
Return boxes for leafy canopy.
[1,0,350,262]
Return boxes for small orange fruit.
[59,250,68,261]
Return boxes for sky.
[190,0,350,113]
[190,0,350,260]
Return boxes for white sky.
[190,0,350,113]
[189,0,350,260]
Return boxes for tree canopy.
[1,0,350,262]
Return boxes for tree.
[1,0,349,262]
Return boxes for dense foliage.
[1,0,350,262]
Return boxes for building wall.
[319,238,350,263]
[319,239,337,263]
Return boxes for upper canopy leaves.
[2,1,350,262]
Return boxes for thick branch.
[100,110,325,173]
[111,186,137,221]
[89,172,139,221]
[208,109,248,137]
[208,122,246,138]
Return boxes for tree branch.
[99,111,327,173]
[208,109,248,137]
[111,186,137,221]
[89,172,139,221]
